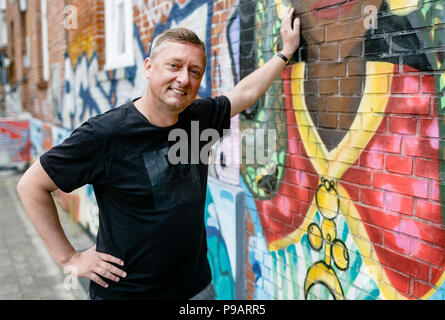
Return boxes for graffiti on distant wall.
[0,119,30,164]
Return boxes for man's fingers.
[89,273,109,288]
[288,7,294,26]
[98,260,127,278]
[98,252,124,266]
[293,17,300,31]
[94,266,120,282]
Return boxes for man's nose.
[176,68,190,85]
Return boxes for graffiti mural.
[0,119,30,165]
[205,177,246,299]
[23,0,444,300]
[244,0,445,300]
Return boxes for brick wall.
[7,0,444,300]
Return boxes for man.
[17,8,300,300]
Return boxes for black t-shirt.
[40,96,231,299]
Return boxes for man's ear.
[144,57,152,80]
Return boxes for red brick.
[412,240,445,266]
[355,204,400,231]
[415,158,439,180]
[300,172,320,190]
[367,134,402,154]
[360,187,384,208]
[375,246,429,282]
[391,75,419,94]
[290,155,315,173]
[383,230,411,255]
[386,96,431,115]
[421,75,436,93]
[382,268,410,295]
[384,192,413,216]
[404,137,439,159]
[363,222,384,245]
[400,217,445,247]
[412,281,434,299]
[420,118,439,138]
[359,150,384,170]
[340,181,359,201]
[373,172,428,198]
[279,181,298,198]
[341,167,372,186]
[385,155,412,175]
[388,117,417,135]
[415,199,443,224]
[432,181,441,202]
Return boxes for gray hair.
[149,27,207,60]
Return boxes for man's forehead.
[156,41,206,60]
[153,40,207,68]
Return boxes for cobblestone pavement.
[0,169,94,300]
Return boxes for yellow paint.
[291,62,392,180]
[305,261,344,300]
[68,27,94,68]
[386,0,418,15]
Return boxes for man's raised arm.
[226,7,301,118]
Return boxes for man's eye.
[191,69,201,76]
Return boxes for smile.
[170,88,187,96]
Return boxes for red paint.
[311,0,355,19]
[416,200,442,225]
[385,155,412,175]
[388,117,417,135]
[253,65,444,299]
[360,187,384,208]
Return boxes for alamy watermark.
[168,121,277,166]
[63,265,79,290]
[364,5,378,30]
[64,5,78,30]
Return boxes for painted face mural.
[242,0,445,299]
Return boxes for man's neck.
[134,95,179,127]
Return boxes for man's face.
[144,41,206,114]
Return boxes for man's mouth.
[170,88,187,96]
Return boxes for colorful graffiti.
[0,118,30,165]
[205,177,246,299]
[243,0,445,300]
[23,0,445,300]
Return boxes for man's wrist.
[276,52,289,65]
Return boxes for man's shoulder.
[82,102,132,138]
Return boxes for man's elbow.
[16,173,31,199]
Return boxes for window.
[0,0,6,48]
[104,0,134,70]
[41,0,49,82]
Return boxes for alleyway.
[0,169,93,300]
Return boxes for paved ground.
[0,168,94,300]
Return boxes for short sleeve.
[191,95,231,136]
[39,120,110,193]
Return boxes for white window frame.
[41,0,49,81]
[104,0,134,70]
[0,11,7,48]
